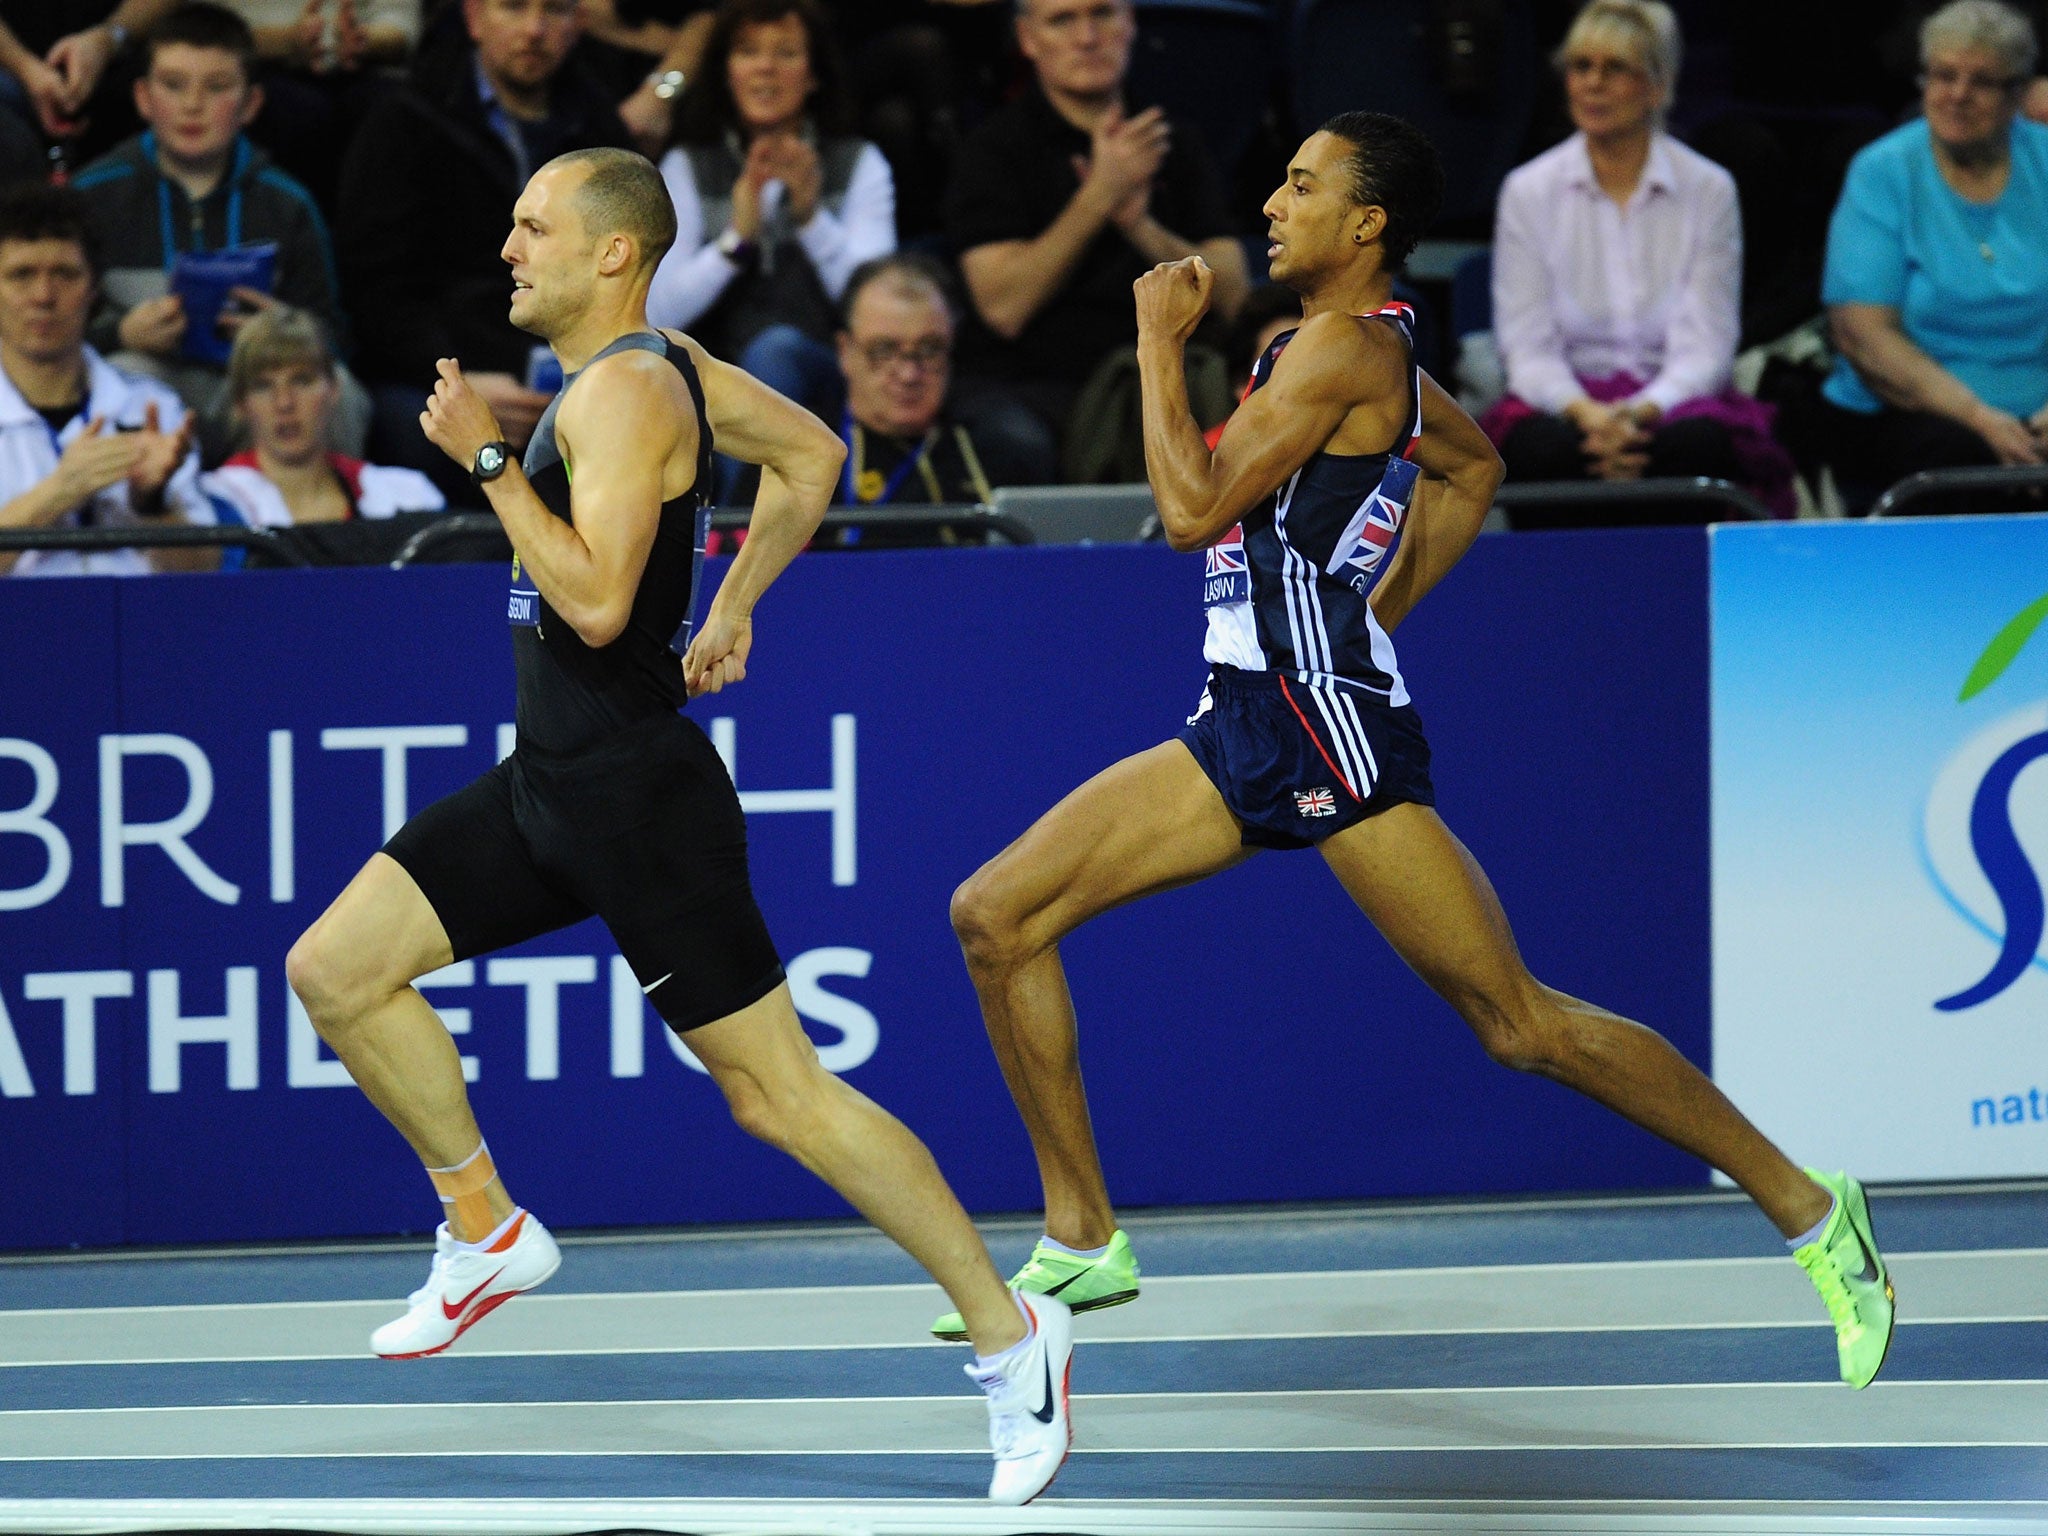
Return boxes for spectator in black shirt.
[945,0,1247,475]
[831,252,1041,509]
[333,0,629,486]
[719,253,1045,542]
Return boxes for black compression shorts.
[383,711,784,1031]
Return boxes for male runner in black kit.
[285,148,1073,1504]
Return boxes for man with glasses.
[727,254,1042,539]
[833,254,1027,507]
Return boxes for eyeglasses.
[1564,55,1645,83]
[853,337,949,371]
[1920,65,2022,96]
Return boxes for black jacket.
[73,133,344,359]
[334,38,631,386]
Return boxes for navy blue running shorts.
[1176,664,1435,850]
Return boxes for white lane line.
[2,1177,2041,1271]
[9,1248,2044,1316]
[1,1381,2044,1460]
[0,1250,2038,1368]
[6,1494,2027,1536]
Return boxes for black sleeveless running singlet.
[506,331,714,755]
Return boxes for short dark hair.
[547,147,678,272]
[840,252,959,329]
[671,0,852,146]
[143,2,259,80]
[1317,112,1443,269]
[0,182,101,275]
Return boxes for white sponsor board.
[1712,518,2048,1180]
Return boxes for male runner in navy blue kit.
[286,148,1073,1503]
[935,113,1898,1393]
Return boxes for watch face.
[477,444,505,475]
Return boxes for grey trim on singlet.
[522,331,671,480]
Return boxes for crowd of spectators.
[1,0,2047,574]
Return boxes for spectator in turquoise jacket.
[1822,0,2048,508]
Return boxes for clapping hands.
[1073,105,1170,233]
[731,133,824,238]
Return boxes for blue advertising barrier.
[0,531,1709,1249]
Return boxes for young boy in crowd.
[70,2,365,460]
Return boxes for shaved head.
[546,147,677,273]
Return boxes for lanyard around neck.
[150,134,244,268]
[841,409,938,506]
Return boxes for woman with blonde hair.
[1485,0,1792,522]
[201,306,442,529]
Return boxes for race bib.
[507,552,539,627]
[1203,525,1248,609]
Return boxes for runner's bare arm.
[1136,261,1401,551]
[1368,371,1502,636]
[670,329,841,615]
[665,330,845,695]
[422,355,681,648]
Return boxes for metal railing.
[712,504,1036,548]
[388,514,510,568]
[0,522,310,564]
[1138,477,1775,542]
[386,505,1035,567]
[1866,465,2048,519]
[57,464,2048,572]
[1492,476,1776,524]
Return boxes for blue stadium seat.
[1128,0,1279,189]
[1288,0,1538,227]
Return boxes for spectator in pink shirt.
[1485,0,1793,524]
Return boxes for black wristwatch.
[471,441,511,484]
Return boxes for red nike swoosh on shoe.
[442,1268,507,1319]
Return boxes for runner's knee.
[721,1074,787,1149]
[717,1057,830,1153]
[286,925,370,1036]
[1461,980,1567,1074]
[950,865,1032,968]
[286,919,418,1037]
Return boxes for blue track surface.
[1,1185,2043,1534]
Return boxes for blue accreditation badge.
[508,552,540,627]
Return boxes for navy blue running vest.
[1200,302,1423,703]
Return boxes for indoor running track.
[1,1184,2045,1536]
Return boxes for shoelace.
[967,1365,1026,1458]
[405,1251,451,1310]
[1798,1246,1861,1335]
